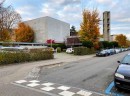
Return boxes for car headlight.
[115,73,124,79]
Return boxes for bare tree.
[0,0,21,40]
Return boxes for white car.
[115,49,120,54]
[66,48,74,53]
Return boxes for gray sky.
[4,0,130,40]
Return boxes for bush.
[30,51,53,61]
[47,43,66,51]
[99,41,119,49]
[82,41,93,48]
[0,49,54,65]
[74,47,95,55]
[63,49,66,52]
[57,47,61,53]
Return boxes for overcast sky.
[4,0,130,40]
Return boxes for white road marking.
[77,90,92,96]
[13,79,105,96]
[59,91,75,96]
[41,87,55,91]
[15,80,27,84]
[27,83,40,87]
[42,82,54,86]
[57,86,70,91]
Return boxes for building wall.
[24,16,70,43]
[103,11,110,41]
[110,35,117,41]
[24,17,47,43]
[46,17,70,43]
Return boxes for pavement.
[0,53,94,83]
[1,51,130,96]
[28,51,130,96]
[0,52,95,96]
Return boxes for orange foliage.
[79,9,100,47]
[116,34,127,47]
[15,22,34,42]
[0,29,10,41]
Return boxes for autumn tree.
[79,9,100,48]
[70,26,77,36]
[0,0,21,41]
[116,34,127,47]
[126,40,130,47]
[15,23,34,42]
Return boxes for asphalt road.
[37,51,130,96]
[0,51,130,96]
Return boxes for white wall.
[24,16,70,43]
[46,17,70,43]
[24,17,48,43]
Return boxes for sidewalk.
[54,53,95,63]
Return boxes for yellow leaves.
[0,29,10,41]
[116,34,127,47]
[15,22,34,42]
[79,9,100,44]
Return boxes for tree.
[70,26,76,33]
[15,23,34,42]
[0,29,10,41]
[70,26,77,36]
[126,40,130,47]
[82,41,93,48]
[0,0,21,41]
[116,34,127,47]
[110,41,119,48]
[79,9,100,48]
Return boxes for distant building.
[103,11,110,41]
[110,35,117,41]
[65,36,82,47]
[24,16,70,43]
[99,38,104,41]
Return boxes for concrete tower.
[103,11,110,41]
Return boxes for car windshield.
[121,55,130,65]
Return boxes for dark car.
[114,53,130,90]
[96,50,109,57]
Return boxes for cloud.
[4,0,130,37]
[117,18,130,22]
[40,0,82,26]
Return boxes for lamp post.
[51,39,52,48]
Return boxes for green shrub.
[63,49,66,52]
[47,43,66,51]
[74,47,95,55]
[57,47,61,53]
[30,51,53,61]
[0,49,54,65]
[82,41,93,48]
[2,42,12,47]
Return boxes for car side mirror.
[117,61,120,63]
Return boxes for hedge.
[82,41,93,48]
[57,47,61,53]
[74,47,95,55]
[47,43,66,50]
[0,49,54,65]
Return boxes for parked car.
[114,53,130,90]
[66,48,74,54]
[96,50,109,56]
[115,49,120,54]
[109,49,116,55]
